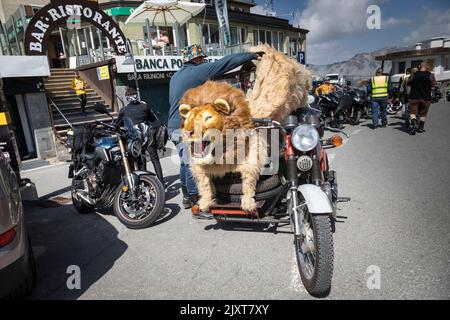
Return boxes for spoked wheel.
[294,207,334,297]
[114,175,165,229]
[386,103,398,115]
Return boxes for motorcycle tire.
[216,184,284,203]
[71,179,95,214]
[350,110,361,125]
[214,175,280,195]
[295,212,334,297]
[114,175,165,229]
[386,105,398,115]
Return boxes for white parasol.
[125,0,206,54]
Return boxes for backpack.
[154,123,168,151]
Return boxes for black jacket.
[118,101,159,126]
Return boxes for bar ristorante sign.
[24,0,127,55]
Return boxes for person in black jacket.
[118,86,164,183]
[407,60,437,135]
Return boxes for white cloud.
[403,9,450,43]
[295,0,410,65]
[250,5,274,16]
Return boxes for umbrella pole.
[145,18,154,56]
[174,22,181,55]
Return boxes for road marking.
[289,254,307,293]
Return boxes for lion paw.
[198,197,214,212]
[241,196,257,212]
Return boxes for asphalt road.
[22,100,450,299]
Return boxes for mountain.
[307,46,411,78]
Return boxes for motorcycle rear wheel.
[114,175,165,229]
[294,210,334,297]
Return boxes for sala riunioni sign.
[24,0,126,55]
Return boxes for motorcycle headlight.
[127,139,142,158]
[291,124,320,152]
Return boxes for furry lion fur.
[248,44,311,122]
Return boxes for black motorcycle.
[67,103,165,229]
[446,87,450,102]
[348,88,368,125]
[316,90,353,129]
[431,87,443,103]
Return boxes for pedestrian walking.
[407,60,437,135]
[368,68,391,129]
[117,86,164,183]
[71,72,87,114]
[168,44,263,217]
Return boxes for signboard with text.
[115,56,224,74]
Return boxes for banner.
[215,0,231,46]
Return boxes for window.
[240,28,246,44]
[258,30,266,44]
[279,32,285,51]
[398,61,406,74]
[202,24,220,45]
[445,56,450,70]
[265,31,272,46]
[272,32,279,51]
[230,27,238,45]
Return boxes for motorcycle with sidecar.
[194,100,349,296]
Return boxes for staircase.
[44,68,117,141]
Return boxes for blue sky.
[252,0,450,65]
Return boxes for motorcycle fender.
[298,184,333,214]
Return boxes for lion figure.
[179,81,265,212]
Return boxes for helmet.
[125,86,139,104]
[182,44,207,63]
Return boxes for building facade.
[376,36,450,85]
[0,0,308,162]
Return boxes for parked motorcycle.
[431,87,443,103]
[205,101,348,296]
[386,88,403,115]
[67,103,165,229]
[446,87,450,102]
[315,90,354,129]
[348,87,368,125]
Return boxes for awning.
[0,56,50,78]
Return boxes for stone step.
[49,92,101,102]
[52,105,112,118]
[54,112,118,128]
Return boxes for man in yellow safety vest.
[368,68,391,129]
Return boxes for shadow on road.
[23,202,128,299]
[204,220,293,234]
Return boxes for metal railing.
[48,97,73,129]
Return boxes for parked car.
[0,151,36,299]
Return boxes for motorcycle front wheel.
[114,175,165,229]
[294,208,334,297]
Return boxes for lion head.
[179,81,253,164]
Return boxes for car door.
[0,152,18,235]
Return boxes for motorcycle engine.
[85,162,105,197]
